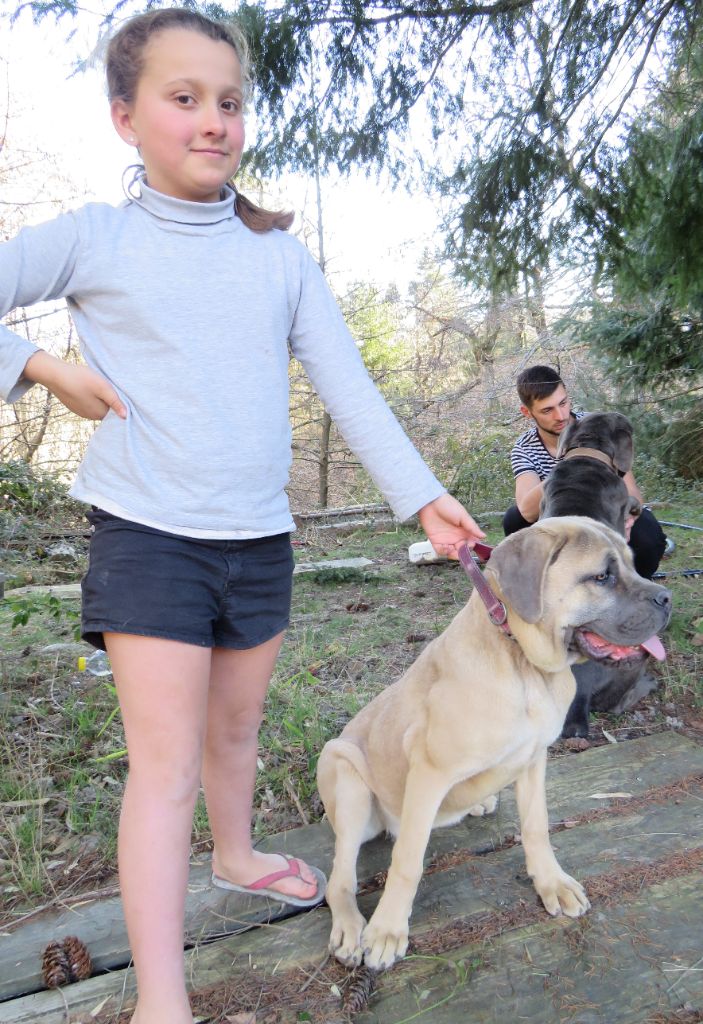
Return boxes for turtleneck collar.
[125,170,236,226]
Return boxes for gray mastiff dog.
[540,411,662,737]
[541,412,641,533]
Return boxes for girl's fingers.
[104,391,128,419]
[94,378,128,419]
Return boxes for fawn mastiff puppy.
[317,517,672,970]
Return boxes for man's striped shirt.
[510,412,586,481]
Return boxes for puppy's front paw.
[361,916,409,971]
[536,871,590,918]
[468,794,498,816]
[329,909,367,967]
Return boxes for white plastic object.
[77,650,112,677]
[408,540,445,564]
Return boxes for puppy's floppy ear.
[607,412,634,476]
[627,495,642,518]
[556,417,578,458]
[488,525,568,623]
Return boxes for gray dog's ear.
[627,495,642,518]
[488,526,568,623]
[555,418,577,458]
[607,412,634,476]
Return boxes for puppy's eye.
[592,570,614,585]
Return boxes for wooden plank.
[0,824,338,1002]
[3,584,81,599]
[356,873,703,1023]
[293,503,391,521]
[2,780,702,1022]
[1,731,701,1004]
[304,517,395,535]
[293,557,374,574]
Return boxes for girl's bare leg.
[202,633,318,900]
[105,632,211,1024]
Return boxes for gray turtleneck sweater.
[0,182,444,537]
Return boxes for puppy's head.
[557,412,634,476]
[486,517,671,672]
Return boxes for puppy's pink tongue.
[640,635,666,661]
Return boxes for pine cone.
[342,966,378,1014]
[41,941,71,989]
[63,935,93,981]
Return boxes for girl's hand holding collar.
[417,492,486,559]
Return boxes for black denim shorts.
[81,508,294,652]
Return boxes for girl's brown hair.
[106,8,293,232]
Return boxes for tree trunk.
[310,44,331,509]
[318,410,332,507]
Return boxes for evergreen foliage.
[15,0,703,386]
[564,37,703,393]
[21,2,702,274]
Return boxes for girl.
[0,10,484,1022]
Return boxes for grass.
[1,471,702,920]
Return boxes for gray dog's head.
[557,412,634,477]
[542,411,640,533]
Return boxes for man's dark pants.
[502,505,667,579]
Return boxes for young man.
[503,365,667,579]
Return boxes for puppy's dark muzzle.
[585,580,672,651]
[624,581,672,637]
[651,585,672,627]
[652,587,672,609]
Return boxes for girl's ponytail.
[232,188,294,233]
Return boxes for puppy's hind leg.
[515,749,590,918]
[317,746,383,966]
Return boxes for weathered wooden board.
[0,824,338,1003]
[355,874,703,1024]
[3,730,700,1003]
[291,557,374,574]
[2,761,702,1023]
[3,583,82,599]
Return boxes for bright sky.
[3,6,442,293]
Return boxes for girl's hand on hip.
[417,493,485,558]
[23,351,127,420]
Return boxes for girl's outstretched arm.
[417,493,485,557]
[23,351,127,421]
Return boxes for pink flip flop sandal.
[211,854,327,908]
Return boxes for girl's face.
[111,28,245,203]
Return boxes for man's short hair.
[516,365,565,408]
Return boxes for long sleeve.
[1,186,445,536]
[288,252,445,522]
[0,213,81,402]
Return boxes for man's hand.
[23,351,127,421]
[417,493,486,558]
